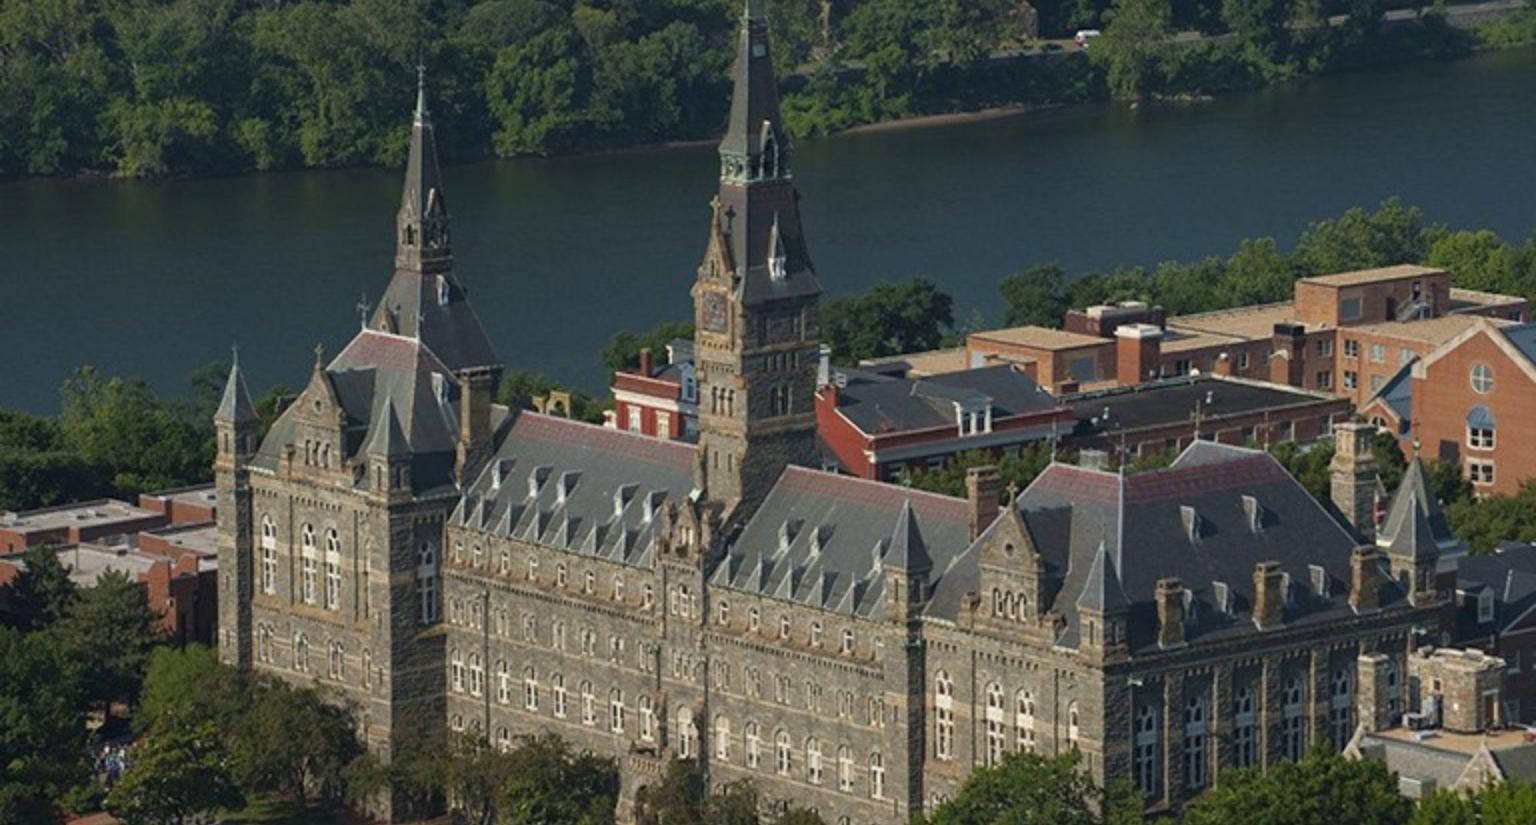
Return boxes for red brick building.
[0,499,169,555]
[606,340,698,440]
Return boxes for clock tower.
[692,0,821,525]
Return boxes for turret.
[365,397,412,504]
[214,348,257,668]
[883,500,932,621]
[1377,459,1460,607]
[1329,420,1380,541]
[214,348,259,470]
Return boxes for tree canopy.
[822,276,955,365]
[1183,747,1412,825]
[919,751,1143,825]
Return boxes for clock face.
[701,291,728,333]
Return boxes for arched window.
[256,624,273,663]
[837,745,854,792]
[841,628,855,655]
[522,666,538,710]
[985,682,1005,765]
[1331,666,1354,750]
[639,694,653,740]
[1134,703,1159,796]
[613,574,625,601]
[300,524,318,605]
[869,752,885,799]
[323,528,341,610]
[416,542,439,624]
[1067,700,1081,747]
[259,516,277,595]
[677,706,696,758]
[1183,694,1207,790]
[745,721,762,768]
[553,673,567,718]
[496,727,511,752]
[775,730,792,775]
[1233,687,1256,768]
[580,681,595,726]
[1016,688,1036,751]
[293,632,309,672]
[329,641,344,680]
[1282,675,1306,760]
[807,737,823,784]
[934,671,954,760]
[450,649,464,692]
[468,654,484,697]
[610,688,625,733]
[584,569,595,594]
[715,716,731,760]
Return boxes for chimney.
[965,465,1002,540]
[1356,653,1396,733]
[817,344,832,387]
[456,368,497,485]
[1253,561,1285,630]
[1212,352,1234,376]
[1349,545,1382,612]
[1155,578,1186,648]
[1329,420,1380,542]
[638,347,654,377]
[1115,323,1162,386]
[1270,323,1307,387]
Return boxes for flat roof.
[1372,726,1536,756]
[142,522,218,557]
[0,499,163,534]
[1449,286,1527,308]
[1066,375,1337,434]
[1164,302,1305,345]
[969,326,1108,351]
[859,347,970,378]
[1345,314,1510,346]
[144,484,218,509]
[1297,264,1444,288]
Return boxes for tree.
[1411,780,1536,825]
[1096,0,1174,101]
[2,543,77,630]
[1183,747,1411,825]
[1372,429,1408,493]
[1447,480,1536,555]
[232,678,364,809]
[600,320,695,373]
[497,734,619,825]
[906,445,1059,498]
[104,723,245,825]
[1290,198,1436,277]
[58,366,213,498]
[0,626,89,825]
[497,369,607,424]
[55,569,165,718]
[1426,229,1523,295]
[919,750,1143,825]
[636,761,756,825]
[999,264,1072,328]
[822,277,955,365]
[136,644,249,734]
[1221,0,1293,57]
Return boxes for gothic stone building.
[217,5,1459,823]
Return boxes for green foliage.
[906,445,1060,497]
[636,761,763,825]
[497,369,608,424]
[999,264,1073,328]
[600,320,696,373]
[55,569,166,715]
[918,750,1143,825]
[1411,780,1536,825]
[822,276,955,365]
[1291,198,1438,276]
[59,366,214,498]
[1446,479,1536,554]
[136,644,250,734]
[1097,0,1174,101]
[2,544,78,631]
[0,626,89,825]
[105,722,245,825]
[494,734,620,825]
[1183,747,1411,825]
[232,679,364,809]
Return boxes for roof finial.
[357,293,372,330]
[231,341,240,370]
[313,342,325,371]
[414,62,428,122]
[1412,434,1421,459]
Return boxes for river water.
[2,49,1534,413]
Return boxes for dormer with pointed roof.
[215,348,258,468]
[1378,458,1463,605]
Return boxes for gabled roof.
[1075,540,1131,615]
[833,365,1062,435]
[1365,362,1414,425]
[363,396,409,458]
[887,499,934,573]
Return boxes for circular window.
[1471,363,1494,394]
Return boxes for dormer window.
[957,402,993,436]
[1478,589,1495,623]
[437,275,450,306]
[1309,564,1329,598]
[767,211,787,280]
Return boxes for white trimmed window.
[1183,695,1207,790]
[869,752,885,799]
[323,529,341,610]
[610,688,625,733]
[1469,459,1496,486]
[935,671,954,760]
[468,654,484,697]
[715,715,731,760]
[776,730,792,774]
[1134,702,1158,796]
[259,516,277,595]
[553,674,567,717]
[985,683,1005,766]
[581,681,595,726]
[416,541,439,624]
[838,745,854,792]
[523,666,538,710]
[1016,689,1036,751]
[497,660,510,704]
[745,721,761,767]
[807,737,823,784]
[639,694,652,740]
[1471,363,1494,394]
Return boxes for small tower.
[1075,541,1131,661]
[883,500,933,622]
[1329,420,1380,541]
[1377,459,1458,607]
[365,397,412,504]
[693,0,821,522]
[214,351,258,668]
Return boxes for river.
[2,48,1534,413]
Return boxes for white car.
[1074,29,1102,48]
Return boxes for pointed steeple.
[1076,541,1130,614]
[396,65,450,275]
[368,69,500,374]
[886,499,933,574]
[1378,459,1458,560]
[710,0,820,306]
[215,345,257,426]
[365,396,410,459]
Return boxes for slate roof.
[1500,321,1536,365]
[1377,460,1462,561]
[1356,737,1477,791]
[216,357,257,425]
[1066,375,1336,437]
[1366,362,1414,425]
[253,330,479,496]
[1455,544,1536,639]
[833,365,1061,435]
[712,468,970,618]
[927,441,1404,653]
[452,413,698,568]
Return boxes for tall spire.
[369,70,500,374]
[216,344,257,426]
[395,64,450,275]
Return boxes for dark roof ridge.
[777,464,967,510]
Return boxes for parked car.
[1074,29,1101,48]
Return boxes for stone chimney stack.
[1155,578,1186,649]
[1330,420,1380,542]
[1253,561,1285,630]
[1349,545,1383,612]
[456,367,498,485]
[1115,323,1162,386]
[965,465,1002,541]
[1356,653,1397,733]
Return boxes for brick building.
[814,363,1072,481]
[0,498,170,555]
[607,340,699,440]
